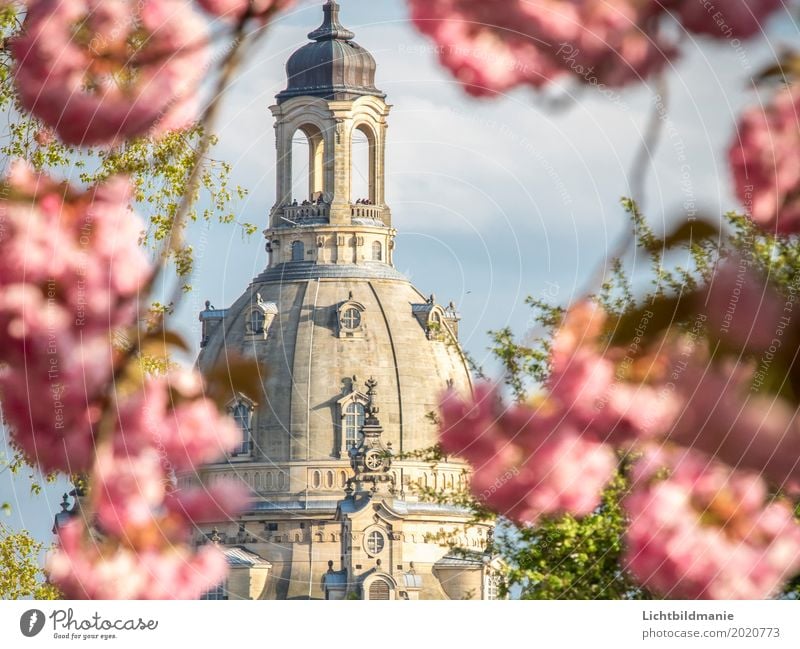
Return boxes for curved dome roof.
[197,269,472,463]
[276,1,384,104]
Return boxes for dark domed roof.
[276,1,384,104]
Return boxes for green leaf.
[142,329,190,353]
[203,355,265,409]
[606,290,699,346]
[657,219,720,251]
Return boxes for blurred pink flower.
[48,369,248,598]
[408,0,674,96]
[195,0,293,21]
[408,0,562,97]
[704,255,784,351]
[94,447,167,538]
[440,384,617,523]
[48,520,230,599]
[667,359,800,489]
[112,370,241,470]
[677,0,781,39]
[165,481,250,524]
[729,85,800,234]
[0,162,149,472]
[548,300,681,444]
[409,1,784,97]
[624,445,800,599]
[12,0,209,145]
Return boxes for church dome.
[197,265,472,463]
[277,1,384,104]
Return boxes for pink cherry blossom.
[624,445,800,599]
[408,0,563,97]
[440,385,617,523]
[409,1,784,97]
[165,481,250,524]
[676,0,781,39]
[112,370,241,471]
[195,0,293,21]
[666,359,800,489]
[0,162,150,472]
[408,0,674,96]
[704,255,784,351]
[47,520,230,599]
[94,447,167,538]
[547,300,680,444]
[729,84,800,234]
[47,368,248,598]
[90,369,246,535]
[12,0,210,145]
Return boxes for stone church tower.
[193,1,495,600]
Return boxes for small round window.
[341,307,361,330]
[365,530,385,556]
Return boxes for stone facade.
[192,1,496,600]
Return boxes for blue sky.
[2,0,797,549]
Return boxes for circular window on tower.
[340,307,362,330]
[364,529,386,556]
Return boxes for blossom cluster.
[441,284,800,598]
[12,0,210,145]
[408,0,781,96]
[195,0,294,21]
[440,384,617,524]
[0,161,150,473]
[729,85,800,235]
[624,445,800,599]
[47,369,247,599]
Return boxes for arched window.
[291,240,305,262]
[372,241,382,261]
[231,401,253,455]
[344,402,365,449]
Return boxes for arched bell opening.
[350,123,376,205]
[291,123,326,202]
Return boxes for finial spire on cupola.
[309,1,355,41]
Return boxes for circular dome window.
[341,307,361,330]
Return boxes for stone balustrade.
[350,204,385,221]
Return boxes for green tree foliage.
[497,471,645,599]
[0,523,60,599]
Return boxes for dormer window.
[249,309,265,335]
[228,396,255,456]
[245,293,277,341]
